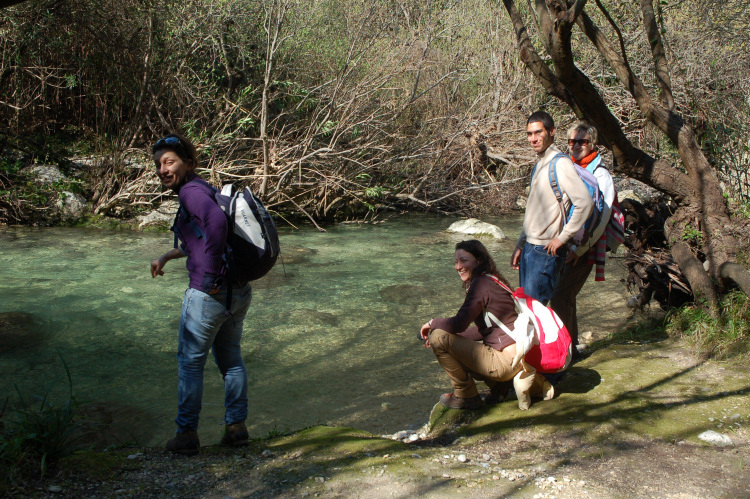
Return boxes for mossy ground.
[8,332,749,498]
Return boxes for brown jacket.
[431,275,517,351]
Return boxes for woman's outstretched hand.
[420,322,432,348]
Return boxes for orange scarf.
[572,150,598,167]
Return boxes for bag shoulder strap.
[483,274,514,295]
[584,154,602,174]
[547,153,570,226]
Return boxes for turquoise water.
[0,214,628,447]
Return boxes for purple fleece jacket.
[174,174,228,292]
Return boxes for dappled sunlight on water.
[0,214,629,447]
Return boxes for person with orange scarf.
[549,123,616,357]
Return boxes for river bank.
[7,328,749,498]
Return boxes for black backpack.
[215,184,280,283]
[174,180,280,287]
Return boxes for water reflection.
[0,215,628,447]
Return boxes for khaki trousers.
[429,329,522,398]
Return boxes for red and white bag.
[484,275,572,373]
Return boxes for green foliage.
[264,426,291,440]
[665,290,750,359]
[319,120,338,138]
[681,227,703,244]
[0,157,24,176]
[0,354,85,486]
[364,186,385,199]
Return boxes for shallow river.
[0,214,630,447]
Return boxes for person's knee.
[429,328,450,352]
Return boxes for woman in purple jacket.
[150,134,252,454]
[419,240,523,410]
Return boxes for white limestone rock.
[617,189,643,204]
[24,164,66,184]
[447,218,505,240]
[54,191,87,221]
[698,430,733,447]
[138,200,179,229]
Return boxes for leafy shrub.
[665,290,750,359]
[0,355,84,487]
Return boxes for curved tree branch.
[501,0,577,110]
[640,0,675,110]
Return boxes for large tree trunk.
[500,0,750,308]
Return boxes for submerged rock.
[0,312,44,352]
[278,245,317,264]
[446,218,505,240]
[78,402,157,450]
[289,308,339,326]
[379,284,430,305]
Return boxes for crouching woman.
[420,240,550,410]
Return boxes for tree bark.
[719,262,750,297]
[0,0,29,9]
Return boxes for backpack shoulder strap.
[547,153,570,225]
[171,204,182,249]
[172,178,216,248]
[483,274,514,295]
[547,153,569,203]
[584,154,602,174]
[482,275,515,332]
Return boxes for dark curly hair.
[455,239,511,288]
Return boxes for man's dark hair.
[527,111,555,133]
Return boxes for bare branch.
[639,0,675,110]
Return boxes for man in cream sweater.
[510,111,593,305]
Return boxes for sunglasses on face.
[568,138,590,146]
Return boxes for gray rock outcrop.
[137,200,179,229]
[54,191,87,221]
[24,164,66,184]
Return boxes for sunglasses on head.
[568,138,590,146]
[154,136,181,149]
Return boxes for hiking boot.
[484,380,511,405]
[439,393,483,410]
[221,422,249,447]
[166,430,200,456]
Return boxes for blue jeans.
[176,283,252,433]
[518,243,566,306]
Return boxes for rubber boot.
[513,370,536,410]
